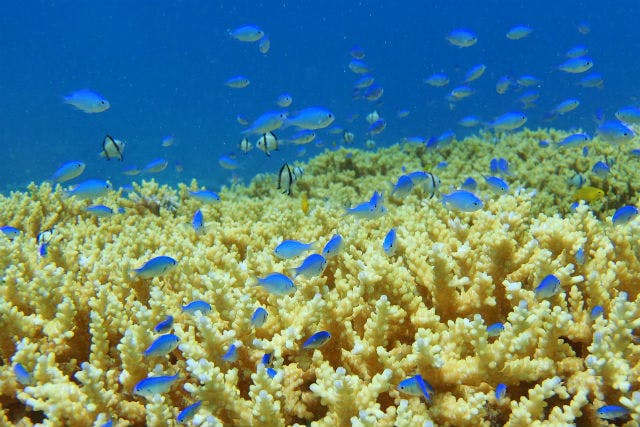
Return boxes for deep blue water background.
[1,1,639,193]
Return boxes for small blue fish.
[251,307,268,327]
[566,45,588,58]
[392,175,414,198]
[397,374,434,401]
[495,383,507,400]
[289,129,316,145]
[52,161,85,183]
[558,133,591,147]
[261,353,273,366]
[133,374,179,399]
[222,344,238,362]
[345,192,387,219]
[177,401,202,424]
[354,75,375,89]
[192,209,205,234]
[597,120,635,144]
[367,118,386,135]
[154,315,174,333]
[516,75,541,87]
[449,86,475,100]
[575,247,586,265]
[86,205,114,218]
[383,228,397,256]
[458,115,480,127]
[558,57,593,73]
[441,190,483,212]
[63,89,110,113]
[534,274,560,298]
[242,111,288,135]
[182,300,212,314]
[577,72,604,89]
[122,165,141,176]
[303,331,331,349]
[424,73,450,87]
[463,64,486,83]
[276,93,293,107]
[596,405,630,420]
[506,25,532,40]
[14,363,32,385]
[615,106,640,124]
[286,107,335,130]
[484,176,509,194]
[495,75,513,94]
[538,140,550,147]
[189,190,221,203]
[256,273,296,296]
[612,205,639,225]
[1,226,21,239]
[143,334,180,357]
[486,322,504,337]
[490,112,527,131]
[218,155,240,169]
[446,29,477,47]
[590,305,604,320]
[266,367,278,378]
[583,146,589,157]
[552,99,580,115]
[38,242,50,257]
[132,256,177,279]
[348,59,370,74]
[228,25,264,42]
[161,135,175,147]
[322,234,344,258]
[461,177,478,192]
[497,158,510,175]
[592,161,610,177]
[349,44,365,59]
[143,158,169,173]
[100,420,113,427]
[65,179,111,199]
[274,240,316,259]
[224,76,250,89]
[289,254,327,278]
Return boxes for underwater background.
[1,1,639,191]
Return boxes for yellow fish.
[301,192,309,215]
[573,186,604,202]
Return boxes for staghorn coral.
[0,128,639,426]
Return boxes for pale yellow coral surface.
[1,128,640,426]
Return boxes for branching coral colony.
[1,129,639,426]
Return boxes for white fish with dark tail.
[101,135,125,161]
[63,89,110,113]
[277,162,295,195]
[52,161,85,183]
[256,132,279,156]
[239,137,252,154]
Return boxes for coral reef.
[1,128,639,426]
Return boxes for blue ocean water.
[1,1,639,192]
